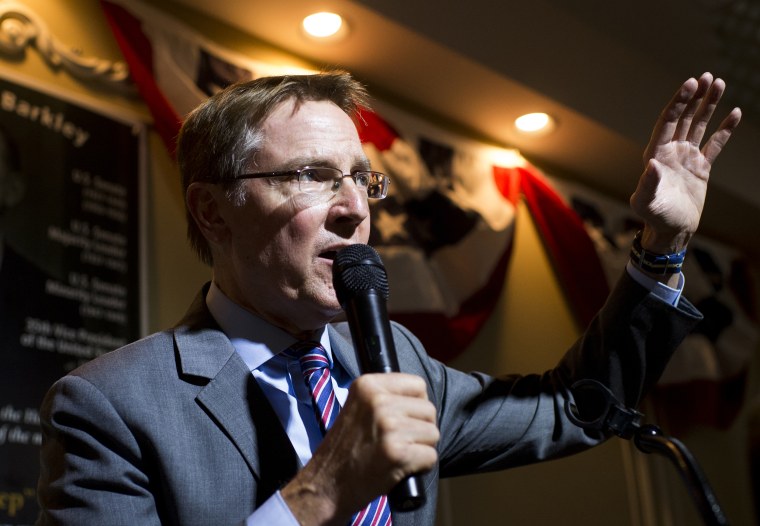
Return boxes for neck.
[210,274,330,339]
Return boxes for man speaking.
[36,70,740,525]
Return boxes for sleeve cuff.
[245,491,301,526]
[626,260,684,307]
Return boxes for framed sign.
[0,72,145,525]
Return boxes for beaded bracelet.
[629,230,686,275]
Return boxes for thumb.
[631,158,661,205]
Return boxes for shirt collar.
[205,281,332,371]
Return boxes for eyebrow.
[280,156,373,172]
[354,157,372,171]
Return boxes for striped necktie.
[286,341,393,526]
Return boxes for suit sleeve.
[391,271,702,478]
[36,366,297,526]
[36,374,162,526]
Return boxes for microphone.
[332,244,426,512]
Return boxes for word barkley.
[1,89,90,147]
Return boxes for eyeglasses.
[233,166,390,199]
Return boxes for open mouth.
[319,250,337,261]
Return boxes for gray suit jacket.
[36,273,701,525]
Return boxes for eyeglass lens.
[299,168,387,198]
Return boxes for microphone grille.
[333,244,389,305]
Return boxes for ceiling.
[169,0,760,257]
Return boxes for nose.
[330,175,370,225]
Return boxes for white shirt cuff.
[245,491,301,526]
[626,260,684,307]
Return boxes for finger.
[686,76,726,146]
[376,407,440,449]
[357,372,429,399]
[673,72,713,142]
[402,443,438,469]
[643,76,700,162]
[389,437,439,471]
[702,107,742,165]
[382,420,439,472]
[389,442,438,481]
[382,394,438,424]
[395,416,440,445]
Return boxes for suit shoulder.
[69,329,177,383]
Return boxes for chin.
[305,293,342,324]
[321,302,343,320]
[329,310,348,323]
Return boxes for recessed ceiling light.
[515,112,554,133]
[302,12,344,39]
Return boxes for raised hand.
[630,72,741,255]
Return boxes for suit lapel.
[175,319,263,479]
[173,286,300,498]
[173,287,263,481]
[328,323,362,379]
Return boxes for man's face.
[213,99,372,335]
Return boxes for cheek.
[361,217,372,242]
[288,205,328,240]
[263,208,326,265]
[228,194,329,272]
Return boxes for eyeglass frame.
[214,166,390,200]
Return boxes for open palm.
[630,73,741,252]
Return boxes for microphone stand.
[565,379,730,526]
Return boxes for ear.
[186,182,230,247]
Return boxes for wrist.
[282,449,363,526]
[281,477,342,526]
[629,230,687,277]
[638,227,692,254]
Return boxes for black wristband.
[629,230,686,275]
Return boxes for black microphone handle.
[343,291,426,512]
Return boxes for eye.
[299,168,321,182]
[267,174,297,186]
[354,172,370,187]
[303,167,340,183]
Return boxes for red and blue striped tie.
[287,341,393,526]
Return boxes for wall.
[0,0,212,333]
[2,1,756,525]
